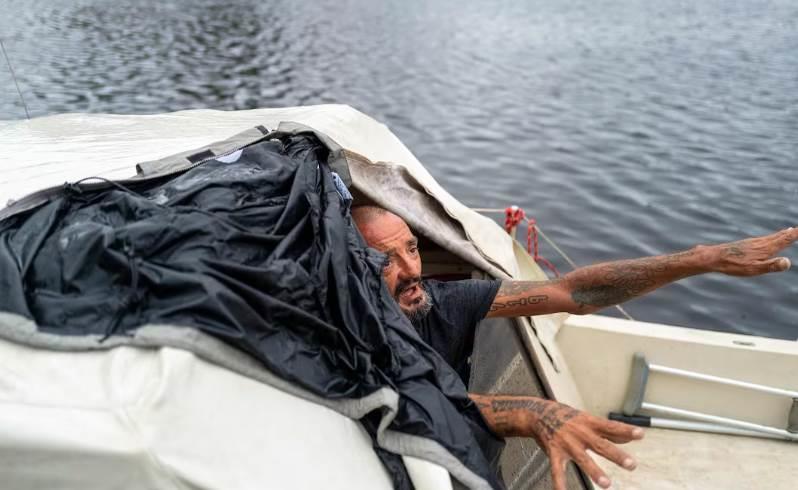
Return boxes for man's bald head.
[351,205,391,229]
[351,205,431,321]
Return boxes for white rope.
[472,207,635,321]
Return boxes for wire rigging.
[473,206,635,321]
[0,38,31,120]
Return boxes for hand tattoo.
[535,406,579,441]
[481,398,580,441]
[724,245,745,257]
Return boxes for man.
[351,205,797,490]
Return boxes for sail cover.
[0,130,503,489]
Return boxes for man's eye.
[409,247,418,254]
[383,257,394,269]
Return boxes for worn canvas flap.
[0,105,524,279]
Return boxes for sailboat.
[1,105,796,489]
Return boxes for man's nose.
[396,253,421,279]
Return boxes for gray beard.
[404,291,433,323]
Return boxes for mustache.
[395,277,422,296]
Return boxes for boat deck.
[602,427,796,489]
[559,314,798,489]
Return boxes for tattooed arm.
[487,227,798,317]
[470,394,642,490]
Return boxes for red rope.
[504,206,560,277]
[504,205,526,233]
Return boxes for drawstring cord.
[100,242,144,342]
[62,177,147,341]
[66,176,145,197]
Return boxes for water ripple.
[1,0,797,338]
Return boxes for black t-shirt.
[411,279,502,385]
[412,278,506,481]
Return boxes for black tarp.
[0,133,503,489]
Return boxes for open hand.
[470,395,643,490]
[529,401,643,490]
[708,227,797,276]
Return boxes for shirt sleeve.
[444,279,502,328]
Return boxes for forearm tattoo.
[490,280,554,312]
[489,295,548,312]
[570,250,695,309]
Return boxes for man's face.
[354,212,431,320]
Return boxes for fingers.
[783,227,798,243]
[752,257,791,275]
[596,418,645,444]
[773,227,798,250]
[771,257,791,272]
[550,454,567,490]
[545,417,642,490]
[767,227,798,252]
[768,226,797,240]
[745,227,797,252]
[591,436,637,471]
[571,449,612,489]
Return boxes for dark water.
[1,0,797,338]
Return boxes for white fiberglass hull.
[3,105,798,489]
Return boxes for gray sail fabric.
[0,132,503,489]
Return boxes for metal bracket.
[622,352,649,416]
[617,352,798,441]
[788,398,798,433]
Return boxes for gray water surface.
[1,0,797,338]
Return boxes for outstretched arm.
[470,394,642,490]
[487,227,798,317]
